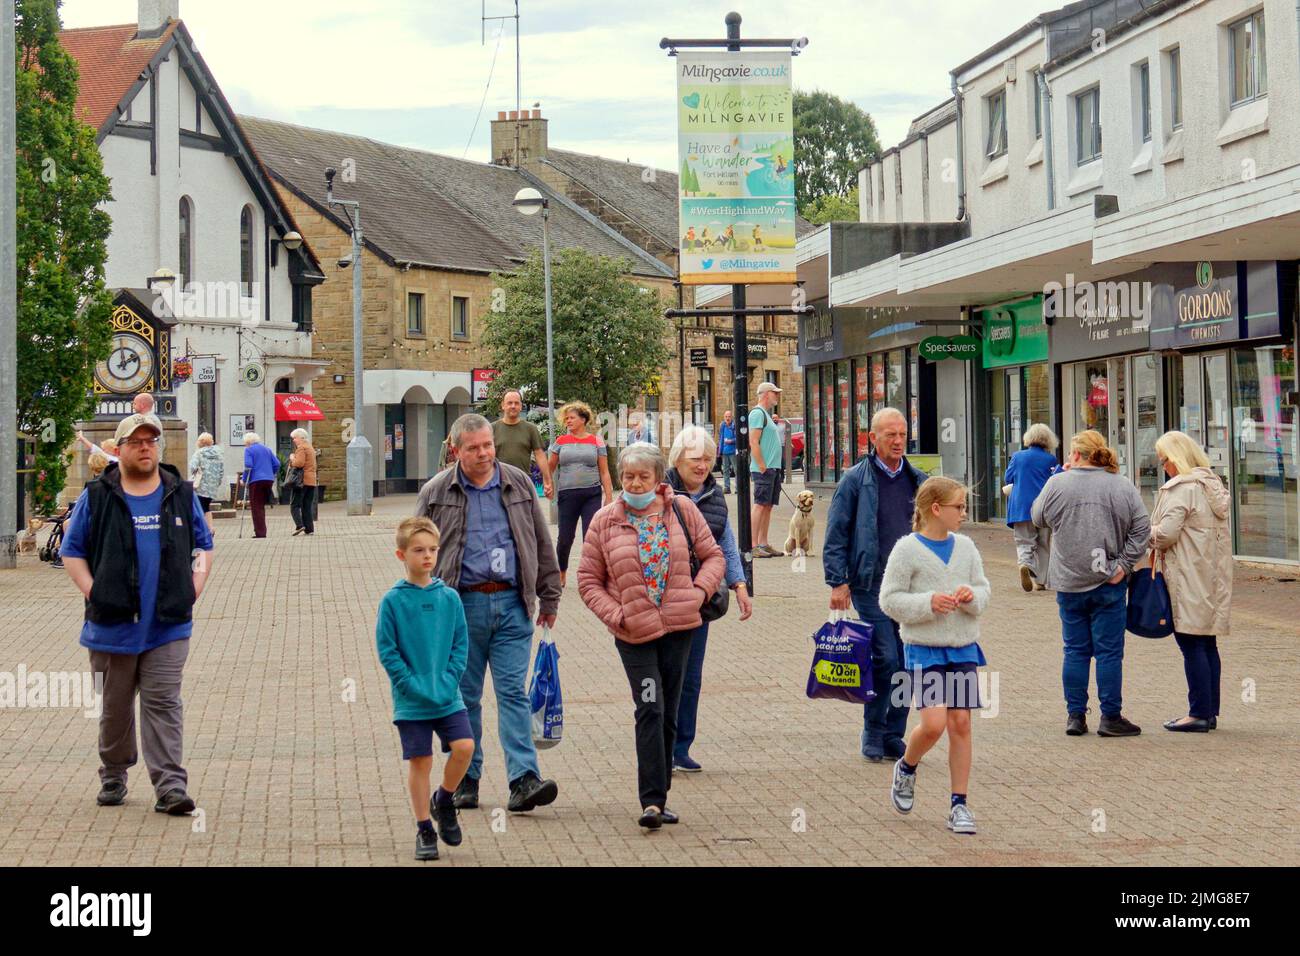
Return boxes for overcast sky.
[60,0,1048,172]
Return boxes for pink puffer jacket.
[578,483,726,644]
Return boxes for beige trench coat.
[1149,467,1232,636]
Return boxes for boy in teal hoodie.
[376,516,474,861]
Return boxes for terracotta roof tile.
[59,22,177,134]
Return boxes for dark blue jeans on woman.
[1174,632,1221,719]
[1056,579,1128,717]
[555,485,603,572]
[673,623,710,763]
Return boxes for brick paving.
[0,483,1296,866]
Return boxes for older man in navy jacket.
[823,408,929,761]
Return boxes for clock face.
[96,332,155,394]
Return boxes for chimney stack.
[137,0,180,37]
[490,106,548,170]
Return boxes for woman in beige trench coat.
[1150,431,1233,733]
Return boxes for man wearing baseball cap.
[749,381,784,557]
[60,413,214,814]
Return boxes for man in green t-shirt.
[492,390,553,498]
[749,381,784,557]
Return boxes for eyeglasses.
[120,436,160,448]
[939,502,968,514]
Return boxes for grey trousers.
[1012,521,1051,580]
[89,638,190,796]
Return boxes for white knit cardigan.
[877,533,990,648]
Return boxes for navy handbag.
[1127,549,1174,638]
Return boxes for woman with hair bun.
[1003,423,1060,592]
[1031,430,1151,739]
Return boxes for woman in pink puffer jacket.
[578,442,725,829]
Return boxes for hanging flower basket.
[172,359,193,382]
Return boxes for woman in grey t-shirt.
[547,401,613,586]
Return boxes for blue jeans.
[672,623,710,762]
[458,590,540,785]
[1056,580,1128,718]
[721,454,736,492]
[851,587,909,747]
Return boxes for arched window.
[240,205,254,296]
[178,196,193,289]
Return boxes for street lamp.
[513,187,555,454]
[325,166,373,516]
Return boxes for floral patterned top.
[628,512,671,607]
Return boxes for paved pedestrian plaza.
[1,486,1296,866]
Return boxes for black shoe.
[431,795,462,846]
[1098,714,1142,737]
[638,807,663,829]
[883,738,907,760]
[1162,717,1211,733]
[508,773,558,813]
[659,808,680,824]
[1209,716,1218,730]
[96,781,127,807]
[153,789,196,815]
[1066,713,1089,736]
[453,775,479,810]
[415,827,440,861]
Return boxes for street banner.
[676,51,796,285]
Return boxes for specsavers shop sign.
[676,52,797,285]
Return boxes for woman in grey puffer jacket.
[189,432,225,532]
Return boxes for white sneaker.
[890,759,915,814]
[947,803,976,834]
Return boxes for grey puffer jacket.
[1150,467,1232,636]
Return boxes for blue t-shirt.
[62,485,214,654]
[913,531,955,564]
[718,421,737,455]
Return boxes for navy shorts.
[394,709,473,760]
[909,663,982,710]
[752,467,782,506]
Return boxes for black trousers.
[615,629,696,809]
[556,485,602,572]
[290,484,315,534]
[1174,632,1221,719]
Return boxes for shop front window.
[807,368,822,483]
[908,350,920,455]
[837,361,852,472]
[1075,362,1111,438]
[855,360,871,461]
[823,370,836,480]
[1232,345,1298,560]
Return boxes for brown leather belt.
[460,581,514,594]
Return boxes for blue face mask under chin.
[622,489,656,509]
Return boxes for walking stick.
[237,470,251,539]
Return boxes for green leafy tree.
[481,248,672,433]
[801,186,861,225]
[793,89,880,217]
[15,0,114,510]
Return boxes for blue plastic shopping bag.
[806,612,876,704]
[528,629,563,748]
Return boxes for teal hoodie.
[375,578,468,721]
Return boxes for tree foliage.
[793,89,880,218]
[480,248,672,429]
[15,0,114,510]
[801,186,861,225]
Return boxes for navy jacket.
[1003,445,1059,526]
[822,452,929,593]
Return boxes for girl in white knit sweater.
[878,477,990,835]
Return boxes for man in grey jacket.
[415,414,562,813]
[1032,438,1150,738]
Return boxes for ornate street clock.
[93,298,172,396]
